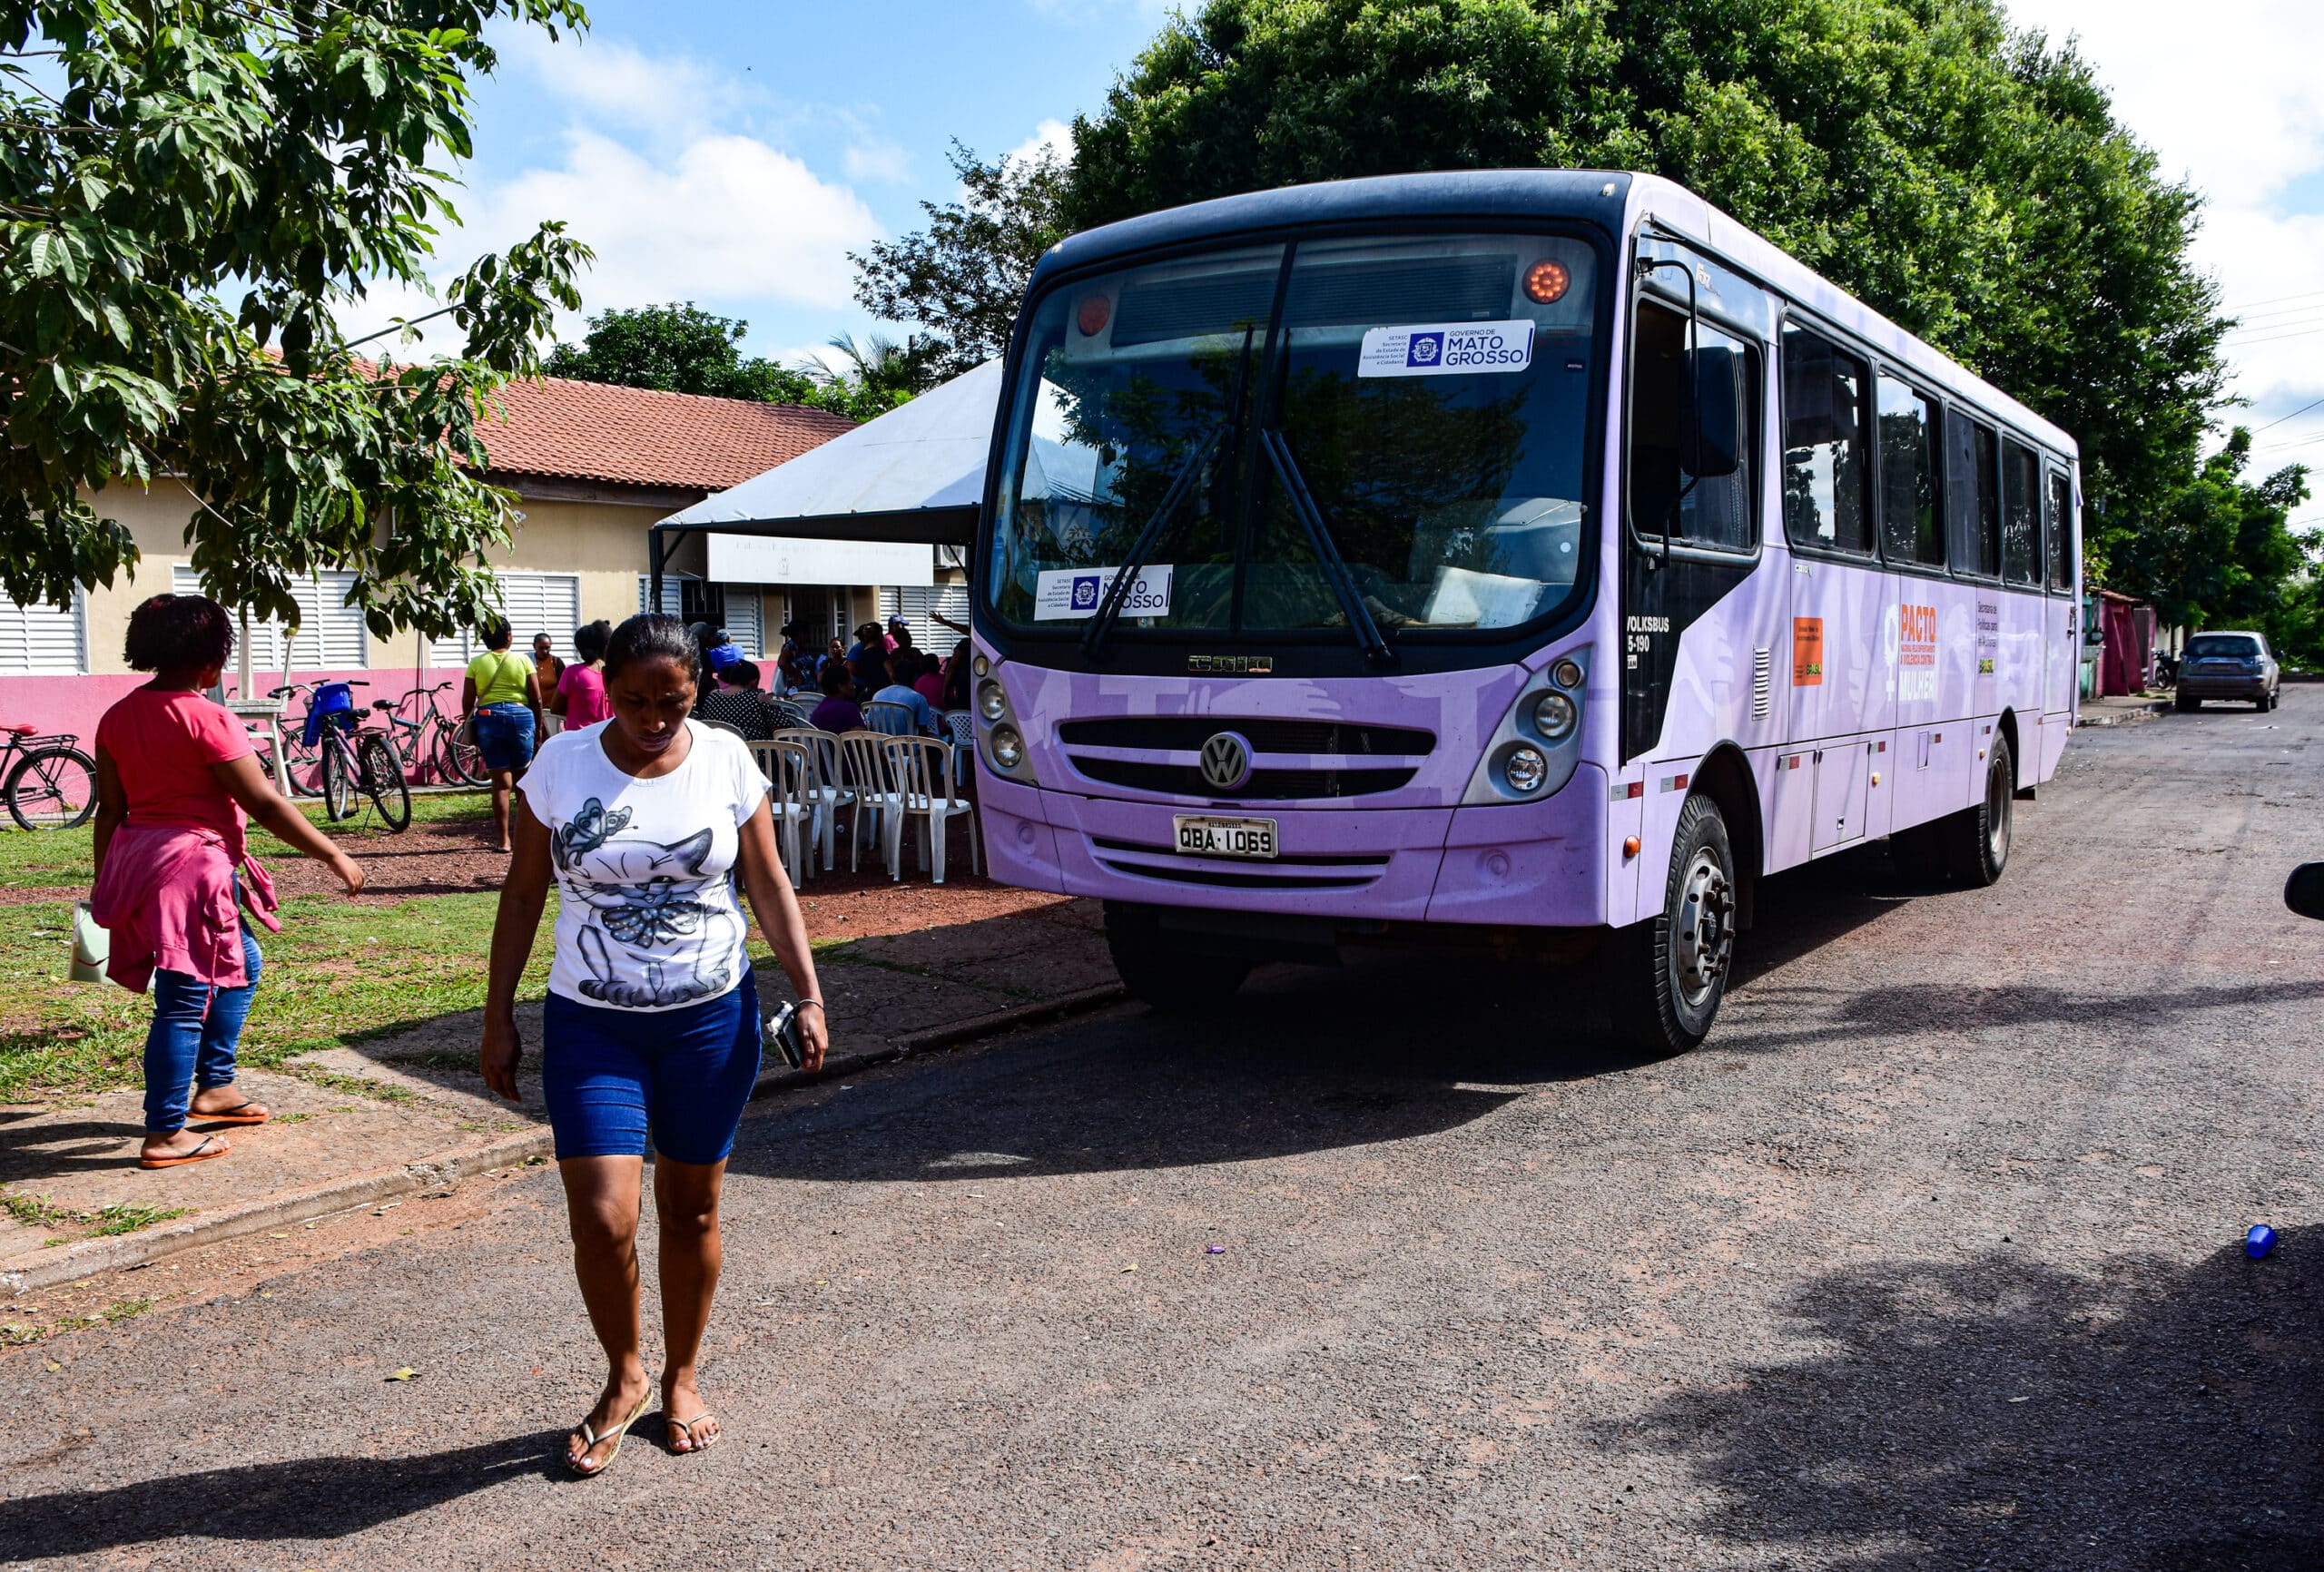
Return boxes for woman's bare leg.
[558,1154,654,1472]
[653,1154,727,1450]
[489,768,515,850]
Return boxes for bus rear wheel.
[1103,902,1252,1013]
[1608,794,1735,1056]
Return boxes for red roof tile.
[474,376,857,492]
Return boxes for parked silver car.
[2174,630,2280,711]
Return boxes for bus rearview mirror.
[2285,862,2324,921]
[1685,346,1743,480]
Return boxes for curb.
[0,982,1128,1298]
[2075,698,2172,727]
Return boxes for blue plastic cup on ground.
[2246,1223,2278,1260]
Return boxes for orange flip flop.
[140,1134,229,1170]
[189,1102,268,1126]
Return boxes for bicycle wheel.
[5,744,96,830]
[358,732,411,831]
[281,737,324,797]
[321,735,357,820]
[446,721,488,785]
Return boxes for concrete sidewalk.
[1,895,1120,1293]
[2077,693,2174,726]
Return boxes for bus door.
[1621,241,1768,765]
[1776,319,1887,854]
[2043,466,2076,716]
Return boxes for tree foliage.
[546,302,926,421]
[2119,429,2313,649]
[0,0,599,637]
[851,138,1071,378]
[1058,0,2237,593]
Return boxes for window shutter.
[636,575,684,617]
[0,589,85,674]
[434,572,582,664]
[878,583,970,641]
[723,589,762,657]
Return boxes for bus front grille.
[1068,757,1418,800]
[1057,717,1435,755]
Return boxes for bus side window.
[1876,376,1943,566]
[1946,412,2002,578]
[2001,439,2041,585]
[1781,322,1874,554]
[2046,469,2074,590]
[1629,299,1759,552]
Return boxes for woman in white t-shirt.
[478,613,830,1478]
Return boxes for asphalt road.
[4,693,2319,1570]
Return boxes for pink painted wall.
[1,664,469,751]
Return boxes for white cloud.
[2005,0,2324,458]
[1007,117,1074,171]
[497,29,753,136]
[843,139,912,184]
[486,130,881,315]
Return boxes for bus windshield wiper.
[1080,425,1223,658]
[1258,427,1394,667]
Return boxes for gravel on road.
[1,693,2317,1570]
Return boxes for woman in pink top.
[91,595,366,1169]
[555,618,614,730]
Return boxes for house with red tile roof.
[0,377,922,751]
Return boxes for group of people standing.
[90,593,832,1477]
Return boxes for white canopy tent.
[649,358,1001,607]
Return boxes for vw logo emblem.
[1198,732,1254,791]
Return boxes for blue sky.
[357,0,2324,525]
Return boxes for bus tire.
[1103,902,1251,1013]
[1939,734,2014,888]
[1608,794,1736,1056]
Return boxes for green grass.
[0,889,556,1103]
[0,788,497,889]
[0,1193,192,1237]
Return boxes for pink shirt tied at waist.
[90,823,281,994]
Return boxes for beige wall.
[76,478,662,674]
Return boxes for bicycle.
[379,680,485,788]
[269,681,411,831]
[0,724,95,830]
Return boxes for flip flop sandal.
[189,1102,268,1126]
[139,1134,229,1170]
[667,1410,720,1455]
[566,1390,652,1479]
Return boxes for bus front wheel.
[1103,902,1253,1013]
[1937,734,2014,888]
[1608,794,1735,1056]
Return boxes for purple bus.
[967,171,2079,1051]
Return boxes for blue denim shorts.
[540,972,762,1164]
[471,702,535,771]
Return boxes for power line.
[2223,285,2324,313]
[2226,308,2324,337]
[2248,392,2324,437]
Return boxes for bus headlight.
[973,660,1039,784]
[1461,646,1589,806]
[990,725,1025,771]
[977,680,1009,722]
[1531,691,1578,741]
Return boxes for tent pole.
[648,526,667,616]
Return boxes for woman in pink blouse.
[555,619,613,730]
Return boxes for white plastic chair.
[863,698,918,737]
[776,727,851,873]
[746,738,814,889]
[839,730,904,875]
[943,709,976,751]
[881,736,979,884]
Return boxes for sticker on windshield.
[1358,319,1536,378]
[1033,565,1175,621]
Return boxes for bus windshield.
[987,231,1602,638]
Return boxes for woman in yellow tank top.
[462,619,545,850]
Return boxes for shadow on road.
[1607,1229,2321,1569]
[0,1430,566,1558]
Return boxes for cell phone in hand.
[765,1002,805,1070]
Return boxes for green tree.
[1061,0,2231,577]
[547,303,916,421]
[0,0,599,638]
[851,138,1071,378]
[2120,430,2312,648]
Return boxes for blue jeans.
[143,926,261,1135]
[472,702,536,772]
